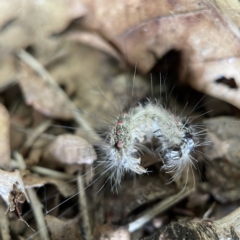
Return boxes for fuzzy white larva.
[98,99,200,190]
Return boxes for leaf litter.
[0,0,240,239]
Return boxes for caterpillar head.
[158,120,198,181]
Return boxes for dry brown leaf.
[45,134,97,166]
[73,0,240,109]
[45,215,82,240]
[0,169,29,212]
[18,63,74,120]
[112,3,240,108]
[0,103,11,168]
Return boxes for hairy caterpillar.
[98,99,202,190]
[1,0,240,239]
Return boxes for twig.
[11,160,73,181]
[0,201,11,240]
[23,120,51,149]
[27,188,50,240]
[128,187,195,233]
[77,173,92,240]
[31,166,73,180]
[203,201,216,219]
[13,151,26,171]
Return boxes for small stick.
[31,166,73,180]
[23,120,52,149]
[0,202,11,240]
[27,188,50,240]
[128,187,195,233]
[203,201,216,219]
[77,173,92,240]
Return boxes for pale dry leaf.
[18,63,74,120]
[0,169,29,212]
[46,134,97,165]
[113,1,240,109]
[0,103,11,167]
[45,215,82,240]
